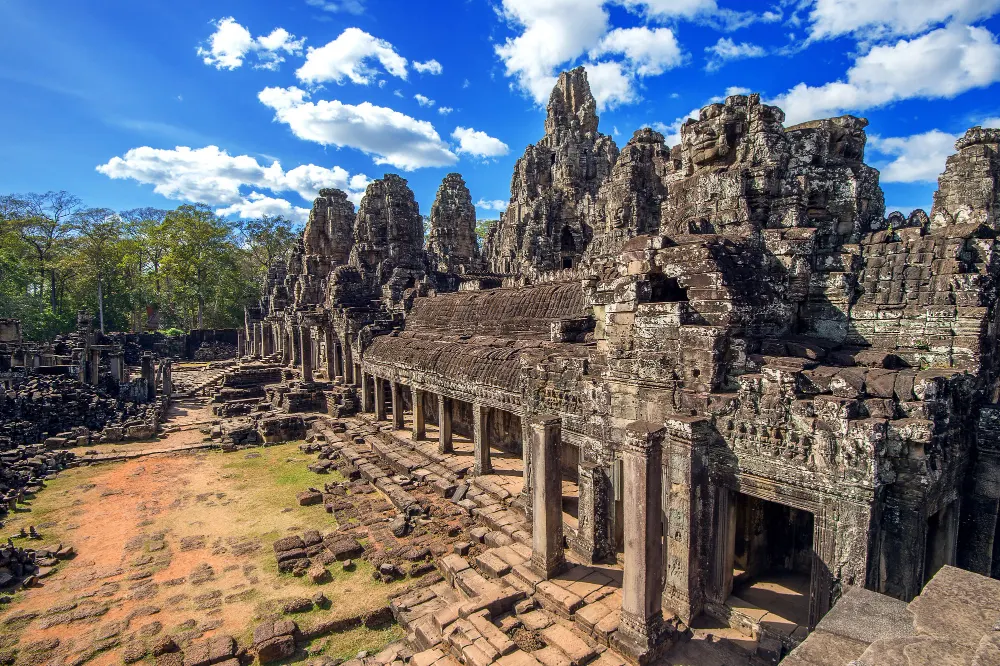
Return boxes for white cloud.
[869,130,959,183]
[452,127,510,158]
[217,193,311,223]
[476,199,509,212]
[296,27,407,85]
[705,37,766,72]
[462,79,470,89]
[495,0,609,105]
[725,85,752,96]
[198,17,305,71]
[415,94,435,107]
[259,86,457,170]
[96,145,369,221]
[413,59,443,75]
[619,0,775,31]
[305,0,365,15]
[584,60,638,109]
[590,27,684,77]
[394,89,404,98]
[808,0,1000,40]
[771,24,1000,125]
[438,106,454,115]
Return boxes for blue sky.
[2,0,1000,224]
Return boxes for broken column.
[473,403,492,475]
[141,353,156,402]
[237,329,245,358]
[109,351,125,383]
[391,381,405,430]
[438,395,453,453]
[412,388,426,440]
[613,422,666,662]
[529,414,564,578]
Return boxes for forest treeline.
[0,191,298,341]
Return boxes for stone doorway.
[726,493,814,636]
[560,440,581,533]
[924,499,959,585]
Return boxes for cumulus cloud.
[197,17,305,71]
[296,27,407,85]
[305,0,365,15]
[217,193,311,222]
[807,0,1000,40]
[869,130,959,183]
[96,145,370,222]
[259,86,457,170]
[705,38,766,72]
[452,127,510,158]
[590,27,684,77]
[771,24,1000,125]
[414,94,435,107]
[476,199,508,212]
[438,106,454,115]
[584,61,638,109]
[413,59,443,75]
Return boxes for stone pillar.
[473,403,492,475]
[529,414,564,578]
[412,388,426,440]
[163,360,173,398]
[324,328,337,381]
[708,485,736,606]
[300,328,313,384]
[438,395,453,453]
[109,352,124,383]
[572,461,611,564]
[361,373,373,412]
[344,342,355,385]
[88,347,101,385]
[249,325,258,357]
[256,323,264,356]
[141,353,156,402]
[291,326,301,365]
[375,378,387,421]
[661,416,710,623]
[391,381,405,430]
[612,422,666,663]
[237,329,245,358]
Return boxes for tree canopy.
[0,192,298,340]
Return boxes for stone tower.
[427,173,478,273]
[485,66,618,276]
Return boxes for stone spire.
[427,173,478,273]
[348,174,425,295]
[485,66,618,276]
[930,126,1000,231]
[303,188,355,265]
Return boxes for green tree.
[71,208,123,333]
[237,215,297,287]
[161,204,234,329]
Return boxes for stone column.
[708,485,736,606]
[343,342,355,385]
[163,360,173,398]
[529,414,564,578]
[256,323,264,356]
[88,347,101,385]
[291,326,301,365]
[262,326,271,356]
[237,329,245,358]
[375,378,387,421]
[249,325,258,357]
[572,461,611,564]
[334,343,344,379]
[324,328,336,381]
[613,422,666,662]
[391,381,405,430]
[109,352,124,382]
[438,395,453,453]
[141,353,156,402]
[473,403,493,475]
[361,373,372,412]
[412,388,426,440]
[300,328,313,384]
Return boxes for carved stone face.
[684,104,745,168]
[828,118,868,162]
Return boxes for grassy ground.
[0,442,409,666]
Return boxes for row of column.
[242,320,356,388]
[359,374,495,475]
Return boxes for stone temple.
[232,67,1000,663]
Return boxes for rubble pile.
[0,376,159,445]
[192,341,238,361]
[0,444,75,520]
[0,536,74,592]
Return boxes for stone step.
[413,615,444,651]
[540,624,597,666]
[476,550,512,578]
[468,611,517,656]
[535,581,585,618]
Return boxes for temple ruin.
[3,65,1000,665]
[222,67,1000,664]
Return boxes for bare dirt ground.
[0,406,406,666]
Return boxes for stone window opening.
[560,226,576,269]
[647,274,689,303]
